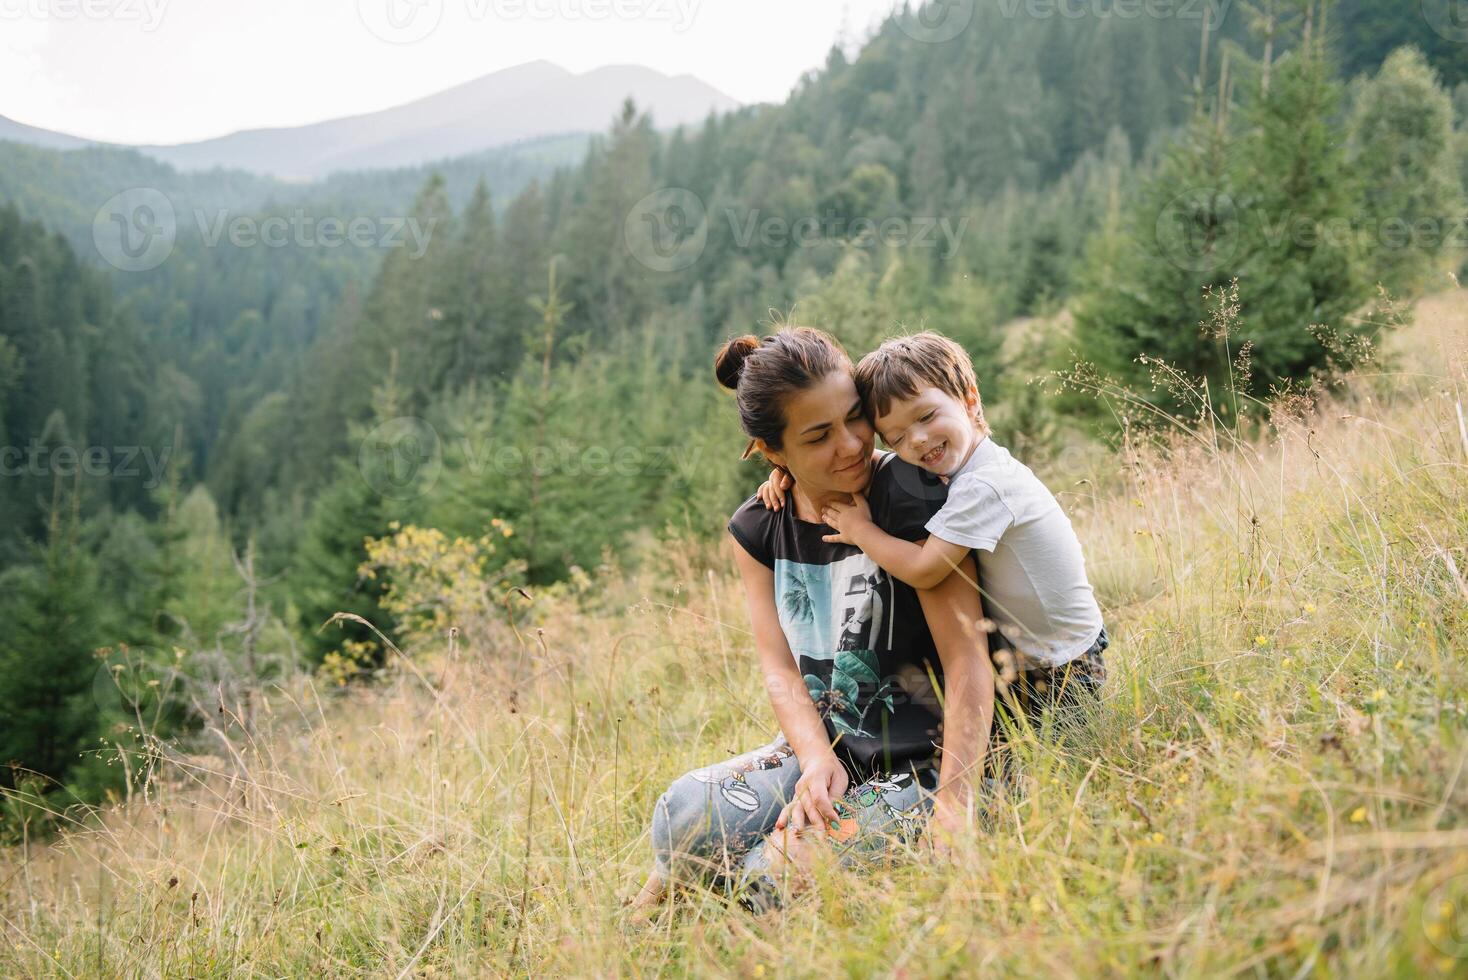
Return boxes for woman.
[629,327,1098,916]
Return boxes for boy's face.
[873,385,980,477]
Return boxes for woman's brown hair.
[714,327,853,462]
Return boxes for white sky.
[1,0,909,145]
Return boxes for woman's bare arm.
[915,553,994,832]
[730,536,847,830]
[731,539,832,764]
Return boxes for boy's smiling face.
[873,385,982,477]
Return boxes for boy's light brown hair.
[853,331,990,436]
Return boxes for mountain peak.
[4,61,739,181]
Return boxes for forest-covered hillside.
[0,0,1463,812]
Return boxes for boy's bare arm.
[822,495,970,589]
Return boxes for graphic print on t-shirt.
[725,453,951,779]
[775,552,900,740]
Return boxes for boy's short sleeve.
[924,473,1015,551]
[867,453,948,542]
[727,494,775,568]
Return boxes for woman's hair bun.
[714,335,761,391]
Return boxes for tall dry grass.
[1,290,1465,978]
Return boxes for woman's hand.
[756,469,793,511]
[820,492,874,545]
[775,750,849,837]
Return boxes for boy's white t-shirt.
[924,436,1103,667]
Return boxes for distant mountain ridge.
[0,61,738,180]
[0,113,93,152]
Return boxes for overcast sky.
[2,0,910,145]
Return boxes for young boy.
[759,331,1105,677]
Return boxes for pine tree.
[438,180,520,390]
[0,481,105,794]
[1231,25,1373,390]
[1071,96,1242,409]
[1349,46,1461,295]
[1072,15,1379,418]
[292,362,413,667]
[171,485,249,648]
[563,99,660,341]
[2,256,45,442]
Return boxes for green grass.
[2,292,1466,978]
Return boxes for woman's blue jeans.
[647,627,1108,910]
[649,733,939,910]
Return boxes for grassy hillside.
[1,290,1465,977]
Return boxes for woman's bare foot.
[761,825,827,896]
[624,870,667,925]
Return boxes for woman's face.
[760,371,875,498]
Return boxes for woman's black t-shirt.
[727,452,952,782]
